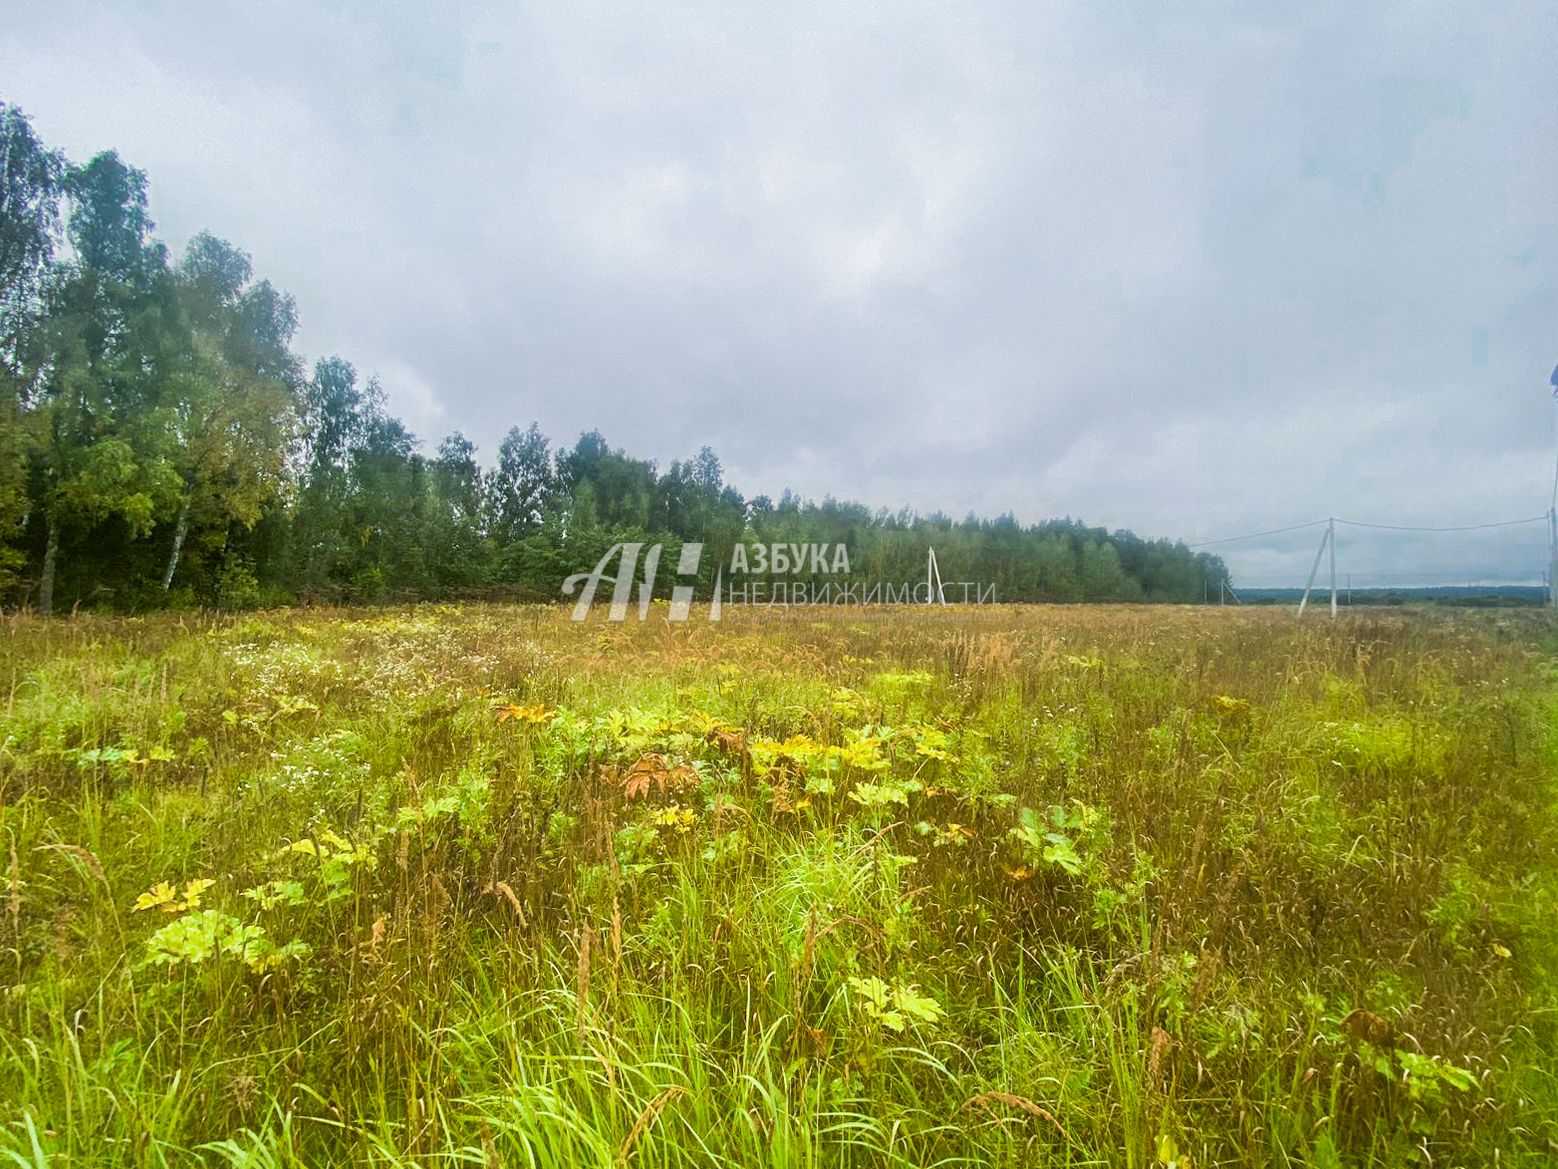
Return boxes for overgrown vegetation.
[2,603,1556,1165]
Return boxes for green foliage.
[847,975,946,1033]
[1009,801,1106,877]
[0,605,1549,1163]
[143,908,308,972]
[0,111,1228,611]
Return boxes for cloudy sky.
[4,1,1555,585]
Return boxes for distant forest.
[0,103,1228,612]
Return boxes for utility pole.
[1297,524,1331,616]
[1549,363,1558,607]
[1328,517,1338,617]
[926,547,946,605]
[1549,506,1557,609]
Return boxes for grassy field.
[1,603,1556,1167]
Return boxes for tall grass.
[1,603,1555,1165]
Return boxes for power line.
[1187,519,1327,548]
[1190,513,1548,548]
[1192,368,1558,607]
[1304,570,1544,582]
[1333,515,1548,533]
[1188,508,1553,612]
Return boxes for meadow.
[1,602,1555,1167]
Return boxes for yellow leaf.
[495,702,554,725]
[180,878,216,909]
[133,881,178,913]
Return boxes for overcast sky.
[4,1,1555,585]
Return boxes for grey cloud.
[2,0,1554,586]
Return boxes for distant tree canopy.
[0,103,1228,611]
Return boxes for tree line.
[0,103,1228,612]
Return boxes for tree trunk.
[39,518,58,616]
[162,496,191,591]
